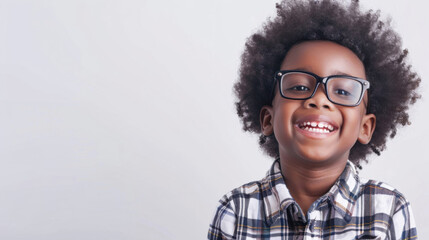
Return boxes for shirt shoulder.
[207,175,272,240]
[357,178,410,210]
[216,176,270,214]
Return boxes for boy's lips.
[294,115,339,138]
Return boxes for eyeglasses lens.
[326,77,363,106]
[280,73,316,99]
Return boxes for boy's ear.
[357,113,376,144]
[260,106,274,136]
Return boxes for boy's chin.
[295,150,349,166]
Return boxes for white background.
[0,0,427,239]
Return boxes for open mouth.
[297,121,336,133]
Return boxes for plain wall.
[0,0,427,239]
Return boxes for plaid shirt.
[208,160,417,239]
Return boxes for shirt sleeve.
[389,199,417,240]
[207,194,237,240]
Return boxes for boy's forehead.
[280,41,366,79]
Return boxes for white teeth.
[306,128,328,133]
[299,121,335,133]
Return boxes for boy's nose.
[303,85,334,110]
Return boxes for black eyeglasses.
[272,70,370,107]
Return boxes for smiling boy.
[261,40,375,216]
[208,0,419,239]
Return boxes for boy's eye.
[334,89,352,96]
[288,85,310,91]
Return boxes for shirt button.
[309,221,314,231]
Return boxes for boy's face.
[261,41,376,165]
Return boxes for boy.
[208,0,420,239]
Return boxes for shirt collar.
[263,159,360,225]
[328,160,361,222]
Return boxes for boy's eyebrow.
[330,71,356,77]
[285,68,357,77]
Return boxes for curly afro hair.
[234,0,421,167]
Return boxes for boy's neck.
[279,157,347,216]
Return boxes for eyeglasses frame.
[271,70,370,107]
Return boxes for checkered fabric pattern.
[208,160,417,239]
